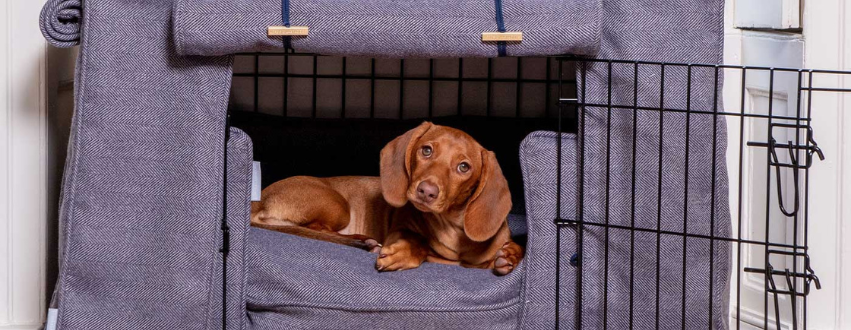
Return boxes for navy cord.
[281,0,292,50]
[493,0,507,57]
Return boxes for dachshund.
[250,122,523,275]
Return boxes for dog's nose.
[416,181,439,203]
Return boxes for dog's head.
[380,122,511,242]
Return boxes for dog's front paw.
[375,240,426,272]
[493,241,523,276]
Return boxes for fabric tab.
[251,161,262,202]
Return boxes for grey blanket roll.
[39,0,82,48]
[173,0,601,58]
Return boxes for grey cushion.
[244,213,528,329]
[173,0,601,57]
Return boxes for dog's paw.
[375,241,425,272]
[493,241,523,276]
[363,238,382,254]
[347,234,382,253]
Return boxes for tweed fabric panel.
[173,0,601,58]
[206,128,253,330]
[576,0,731,328]
[243,222,526,328]
[518,131,579,330]
[247,305,520,330]
[51,0,234,328]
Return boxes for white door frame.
[0,0,50,329]
[726,0,851,329]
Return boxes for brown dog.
[250,122,523,275]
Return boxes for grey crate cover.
[172,0,602,57]
[39,0,729,328]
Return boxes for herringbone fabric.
[44,1,235,328]
[40,0,81,48]
[573,0,731,328]
[173,0,601,58]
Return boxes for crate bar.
[803,70,814,330]
[603,60,612,330]
[560,99,810,122]
[370,59,376,118]
[312,55,318,118]
[515,58,523,117]
[238,52,851,74]
[428,59,434,118]
[791,70,803,329]
[655,63,665,330]
[487,58,493,117]
[254,53,260,113]
[560,57,851,75]
[629,62,638,329]
[708,65,720,329]
[736,66,747,330]
[798,87,851,92]
[399,59,405,119]
[554,58,564,330]
[681,65,692,329]
[763,69,775,329]
[577,59,588,330]
[554,218,806,250]
[545,58,552,116]
[341,57,347,118]
[457,59,464,116]
[283,52,289,117]
[233,71,574,84]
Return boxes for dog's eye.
[458,162,470,173]
[421,146,433,157]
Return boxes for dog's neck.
[420,205,489,261]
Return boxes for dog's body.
[251,122,523,275]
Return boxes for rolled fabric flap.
[40,0,82,48]
[173,0,601,58]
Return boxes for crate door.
[730,69,807,330]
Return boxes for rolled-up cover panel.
[173,0,601,58]
[40,0,82,48]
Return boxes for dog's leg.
[251,222,381,252]
[490,240,523,275]
[375,231,429,272]
[251,176,382,252]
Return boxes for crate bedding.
[40,0,729,329]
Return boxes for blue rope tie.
[494,0,507,57]
[281,0,292,50]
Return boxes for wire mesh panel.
[230,52,574,120]
[226,53,848,329]
[558,58,841,330]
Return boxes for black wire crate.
[228,53,845,329]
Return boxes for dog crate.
[38,0,850,328]
[226,52,838,329]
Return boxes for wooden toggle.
[481,31,523,42]
[267,26,310,37]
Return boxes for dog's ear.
[380,122,433,207]
[464,150,512,242]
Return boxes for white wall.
[801,1,851,329]
[726,0,851,329]
[0,0,59,329]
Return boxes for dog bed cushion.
[243,214,528,329]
